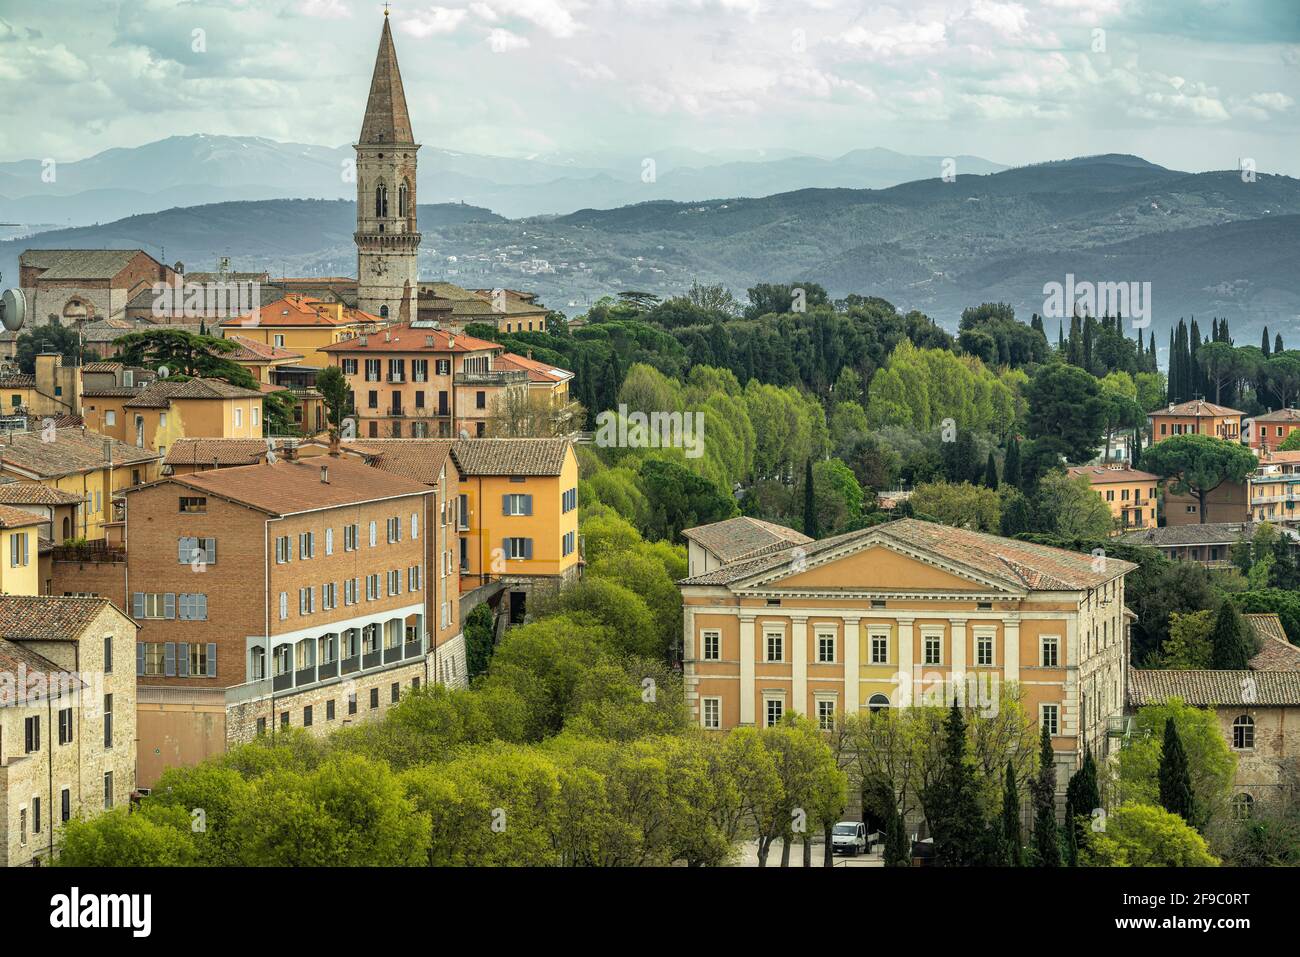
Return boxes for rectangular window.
[1041,635,1060,668]
[24,715,39,753]
[702,697,721,730]
[61,788,70,824]
[103,694,113,748]
[504,537,532,560]
[9,532,28,567]
[280,711,289,729]
[303,705,313,728]
[326,699,336,721]
[391,681,400,703]
[299,531,315,559]
[870,633,889,665]
[103,634,113,673]
[817,631,836,663]
[344,524,358,551]
[976,632,995,666]
[58,707,72,745]
[562,487,577,513]
[1041,704,1059,736]
[765,631,783,662]
[323,582,337,611]
[370,687,379,710]
[348,693,358,716]
[924,633,943,666]
[702,630,720,661]
[179,496,207,513]
[765,697,784,728]
[503,494,532,516]
[817,699,836,731]
[275,536,292,563]
[104,771,114,810]
[177,593,208,621]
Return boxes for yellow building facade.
[1067,465,1159,530]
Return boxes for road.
[734,838,884,867]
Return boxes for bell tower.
[355,11,420,321]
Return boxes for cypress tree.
[1001,760,1023,866]
[1064,798,1079,866]
[802,459,819,539]
[1148,330,1157,374]
[1277,333,1285,354]
[1030,724,1061,867]
[884,801,910,867]
[1168,327,1177,400]
[1003,437,1021,489]
[1158,717,1196,826]
[984,451,999,490]
[927,702,990,866]
[1066,750,1101,851]
[1263,326,1271,357]
[1209,600,1256,669]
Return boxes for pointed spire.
[359,15,415,145]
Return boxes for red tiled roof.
[1067,465,1160,484]
[220,295,381,329]
[496,352,573,383]
[221,335,303,362]
[1154,399,1244,418]
[320,324,500,354]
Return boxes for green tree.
[1158,717,1197,826]
[910,480,1001,533]
[1001,760,1024,866]
[1119,698,1235,832]
[924,703,992,866]
[1083,803,1219,866]
[1030,724,1061,866]
[1209,600,1258,670]
[464,602,495,679]
[1157,610,1214,669]
[315,365,351,435]
[56,805,198,867]
[802,458,820,538]
[1025,362,1108,464]
[1141,434,1258,523]
[1035,472,1115,538]
[116,328,257,387]
[16,320,83,372]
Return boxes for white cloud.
[296,0,353,19]
[402,7,469,37]
[486,28,531,52]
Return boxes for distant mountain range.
[3,153,1298,346]
[0,134,1007,226]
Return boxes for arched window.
[1233,714,1255,750]
[398,181,408,218]
[868,693,890,713]
[1232,793,1254,820]
[379,305,389,319]
[375,183,388,218]
[62,516,70,539]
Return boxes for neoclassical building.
[679,517,1135,770]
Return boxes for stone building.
[18,249,175,326]
[0,596,137,866]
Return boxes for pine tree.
[1001,760,1023,866]
[1158,717,1197,826]
[1003,437,1021,489]
[802,459,819,539]
[1030,724,1061,866]
[926,703,991,866]
[1209,600,1256,669]
[984,451,999,490]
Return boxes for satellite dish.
[0,288,26,332]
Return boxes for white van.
[830,821,867,856]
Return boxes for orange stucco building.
[1149,399,1243,444]
[1249,408,1300,454]
[679,517,1134,781]
[1067,465,1159,531]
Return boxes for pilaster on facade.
[1003,614,1020,682]
[842,616,860,714]
[739,612,757,726]
[790,615,808,719]
[897,616,915,708]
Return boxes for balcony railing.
[362,649,382,670]
[52,541,125,563]
[341,655,360,675]
[383,645,402,664]
[454,370,528,387]
[387,374,405,383]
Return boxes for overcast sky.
[0,0,1296,174]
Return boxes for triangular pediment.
[739,539,1020,595]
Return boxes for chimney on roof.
[448,334,456,348]
[527,349,533,360]
[320,465,329,484]
[283,444,297,462]
[384,331,391,343]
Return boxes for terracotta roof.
[220,335,303,363]
[420,283,547,319]
[82,387,142,398]
[1116,522,1283,548]
[81,361,123,373]
[1128,669,1300,707]
[0,595,121,642]
[450,438,572,477]
[679,517,1136,591]
[0,374,35,388]
[135,456,430,515]
[0,503,46,529]
[19,249,155,281]
[683,516,812,564]
[338,438,456,485]
[319,323,500,355]
[162,438,269,468]
[1245,615,1300,671]
[0,639,70,698]
[496,352,573,383]
[1252,408,1300,423]
[1067,465,1160,484]
[0,482,84,506]
[1154,399,1244,418]
[220,295,381,329]
[0,428,158,479]
[123,378,263,408]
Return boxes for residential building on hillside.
[0,506,42,596]
[0,596,137,866]
[18,249,175,326]
[678,517,1135,813]
[1249,408,1300,454]
[220,295,384,368]
[1128,670,1300,810]
[298,438,466,685]
[1067,464,1159,531]
[684,515,812,578]
[81,378,264,458]
[449,438,580,622]
[490,351,580,434]
[0,428,159,541]
[120,454,437,786]
[416,283,551,332]
[1245,614,1300,671]
[1116,521,1297,567]
[1149,399,1244,444]
[0,482,81,547]
[161,438,270,475]
[0,353,81,421]
[320,324,531,439]
[1249,451,1300,528]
